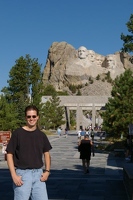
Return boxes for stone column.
[92,103,96,129]
[65,106,70,129]
[76,104,83,131]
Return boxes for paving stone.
[0,132,128,199]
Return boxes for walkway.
[0,131,128,200]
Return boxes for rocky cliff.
[42,41,133,96]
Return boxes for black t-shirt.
[6,127,52,169]
[78,139,91,159]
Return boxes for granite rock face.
[42,41,133,95]
[43,41,76,90]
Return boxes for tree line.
[0,55,65,131]
[102,14,133,137]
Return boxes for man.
[6,105,52,200]
[80,128,86,140]
[90,129,95,156]
[78,134,92,174]
[65,127,68,138]
[91,129,94,142]
[57,127,62,137]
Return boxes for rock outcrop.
[42,41,133,95]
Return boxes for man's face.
[96,56,104,66]
[106,56,115,69]
[88,50,95,62]
[26,110,39,127]
[78,47,87,59]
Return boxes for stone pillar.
[76,104,83,131]
[92,104,96,129]
[65,106,70,129]
[62,108,66,131]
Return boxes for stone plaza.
[0,131,129,200]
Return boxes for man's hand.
[40,171,50,182]
[12,174,23,186]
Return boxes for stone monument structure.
[78,46,88,59]
[42,42,133,93]
[103,53,125,79]
[42,96,109,130]
[42,41,133,128]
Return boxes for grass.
[104,140,126,151]
[42,129,56,135]
[96,137,126,152]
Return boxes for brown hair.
[25,105,39,116]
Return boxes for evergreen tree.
[7,55,30,104]
[42,85,57,96]
[0,95,20,131]
[76,89,81,96]
[102,69,133,137]
[121,14,133,53]
[70,110,76,128]
[2,54,43,125]
[30,58,43,108]
[40,94,65,129]
[96,74,100,80]
[17,93,29,126]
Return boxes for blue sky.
[0,0,133,91]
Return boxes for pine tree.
[7,55,30,104]
[42,85,57,96]
[2,54,43,125]
[0,95,20,131]
[30,58,43,108]
[40,94,65,129]
[121,14,133,53]
[102,69,133,137]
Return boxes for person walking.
[65,127,68,138]
[91,128,94,142]
[78,134,92,174]
[125,134,131,161]
[6,105,52,200]
[80,128,86,140]
[77,129,81,144]
[91,129,95,156]
[57,127,62,137]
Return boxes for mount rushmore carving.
[42,42,133,93]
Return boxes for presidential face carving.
[78,46,88,59]
[105,54,116,69]
[88,50,95,62]
[96,55,104,67]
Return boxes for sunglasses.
[26,115,37,119]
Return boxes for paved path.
[0,132,128,200]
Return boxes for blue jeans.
[13,168,48,200]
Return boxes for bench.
[123,164,133,200]
[114,148,125,157]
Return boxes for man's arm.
[44,151,51,171]
[40,151,51,182]
[90,140,93,145]
[7,153,23,186]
